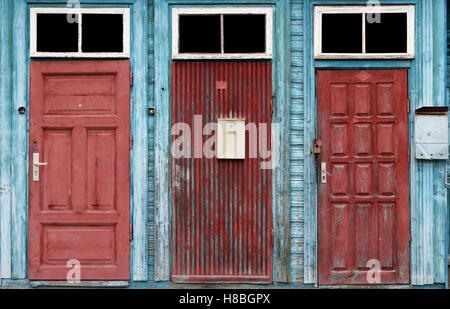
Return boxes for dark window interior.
[82,14,123,53]
[322,13,363,53]
[179,15,221,53]
[223,14,265,53]
[365,13,407,53]
[36,14,78,52]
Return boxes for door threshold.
[30,281,129,288]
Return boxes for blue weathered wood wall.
[0,0,448,288]
[147,0,156,282]
[290,0,305,283]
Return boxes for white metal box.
[415,107,448,160]
[217,118,246,159]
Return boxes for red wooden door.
[171,62,273,283]
[317,70,410,285]
[29,61,131,280]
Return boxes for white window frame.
[314,5,415,59]
[30,7,130,58]
[172,7,273,60]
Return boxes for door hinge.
[130,133,133,150]
[271,227,274,247]
[408,233,411,243]
[270,96,274,116]
[129,224,133,241]
[130,70,133,87]
[407,99,410,114]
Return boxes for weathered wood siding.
[290,0,305,283]
[148,0,156,282]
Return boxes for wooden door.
[29,61,131,280]
[317,70,410,285]
[171,62,273,283]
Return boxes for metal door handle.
[321,162,332,184]
[33,153,47,182]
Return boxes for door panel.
[29,61,131,280]
[171,62,273,283]
[317,70,410,285]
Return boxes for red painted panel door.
[317,70,410,285]
[29,61,131,280]
[171,62,273,283]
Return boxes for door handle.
[32,153,47,182]
[321,162,332,184]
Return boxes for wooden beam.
[154,0,170,281]
[130,0,149,282]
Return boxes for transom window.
[172,7,273,60]
[30,8,130,58]
[314,5,415,59]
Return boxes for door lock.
[313,139,323,155]
[32,153,47,182]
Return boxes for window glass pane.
[37,14,78,52]
[223,14,266,53]
[365,13,407,53]
[322,13,363,53]
[82,14,123,53]
[179,15,221,53]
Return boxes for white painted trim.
[30,7,130,58]
[172,7,273,60]
[313,5,415,59]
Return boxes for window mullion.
[220,14,224,54]
[362,13,366,54]
[78,13,82,54]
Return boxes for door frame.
[0,0,149,282]
[154,0,291,282]
[304,0,448,286]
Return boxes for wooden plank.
[303,0,317,285]
[11,0,28,279]
[273,0,291,283]
[289,0,304,283]
[130,0,149,282]
[154,0,170,281]
[0,0,12,279]
[432,0,447,284]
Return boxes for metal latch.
[32,153,47,182]
[313,139,323,155]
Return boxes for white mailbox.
[217,118,246,159]
[415,107,448,160]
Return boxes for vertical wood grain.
[131,0,149,282]
[11,0,28,279]
[154,0,170,281]
[303,0,317,285]
[0,0,13,279]
[274,0,291,283]
[432,0,447,284]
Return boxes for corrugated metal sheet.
[171,62,273,283]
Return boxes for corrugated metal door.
[171,62,273,283]
[28,61,131,280]
[317,70,410,285]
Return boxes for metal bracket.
[312,139,323,155]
